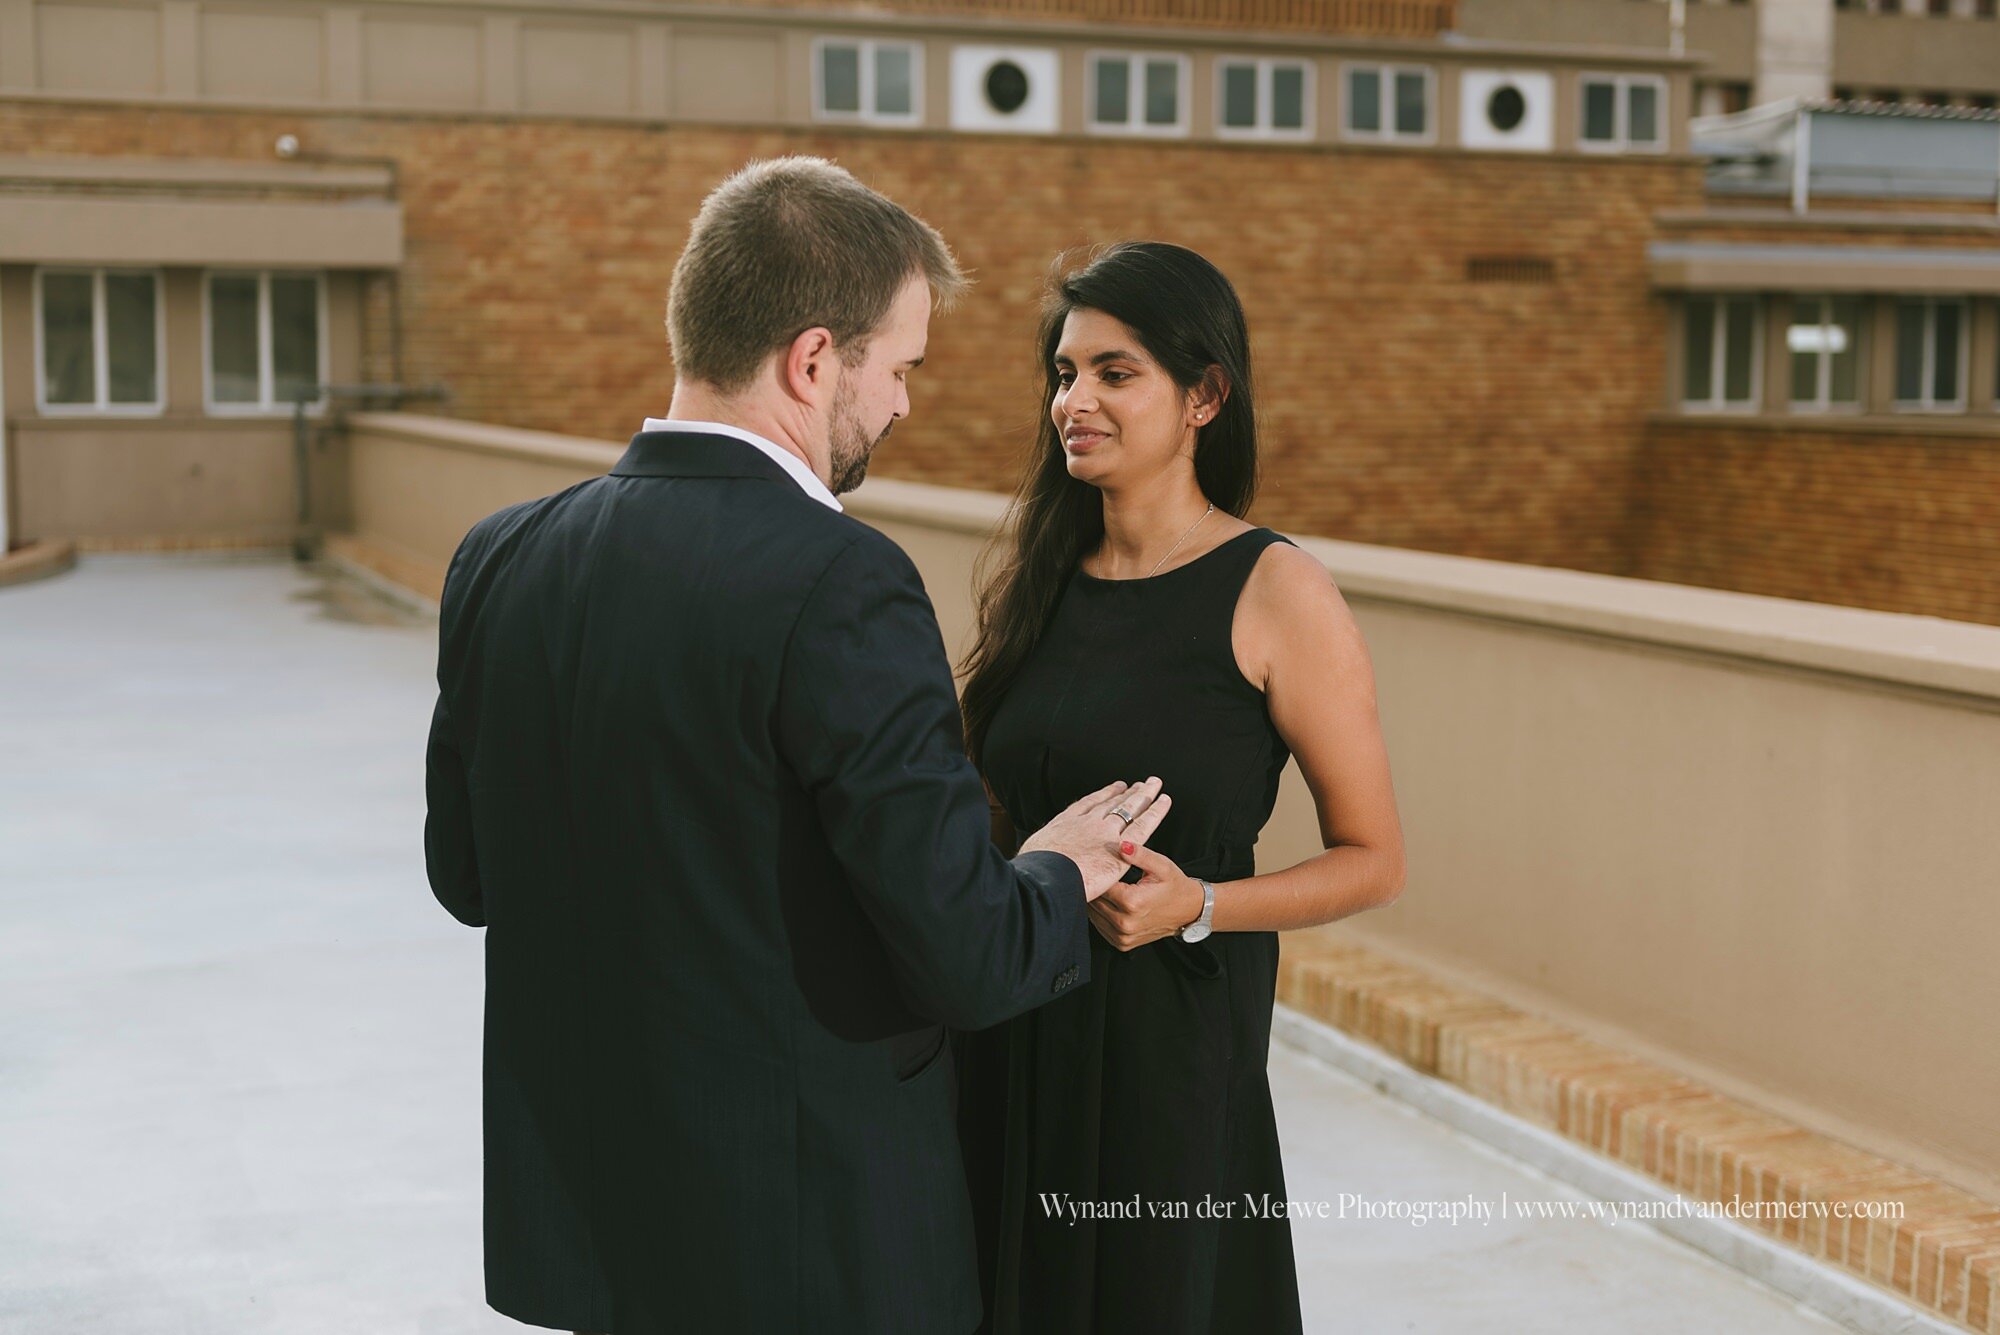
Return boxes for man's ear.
[782,326,838,409]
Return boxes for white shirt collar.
[638,417,842,513]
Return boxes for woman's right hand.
[1088,844,1206,951]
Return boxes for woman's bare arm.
[1088,542,1405,948]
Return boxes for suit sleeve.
[424,539,485,928]
[425,693,484,927]
[774,531,1092,1031]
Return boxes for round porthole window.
[1486,84,1526,132]
[985,60,1030,114]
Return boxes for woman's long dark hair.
[959,241,1260,770]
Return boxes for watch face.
[1179,921,1212,944]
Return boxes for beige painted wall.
[0,0,1699,156]
[339,410,2000,1199]
[0,266,364,542]
[1833,11,2000,92]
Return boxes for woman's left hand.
[1088,844,1208,952]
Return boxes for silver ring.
[1110,806,1135,825]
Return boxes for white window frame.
[810,36,924,127]
[32,266,165,416]
[1680,293,1763,413]
[202,270,331,416]
[1086,50,1191,138]
[1214,56,1315,141]
[1339,63,1435,144]
[1578,73,1667,153]
[1891,296,1969,413]
[1785,294,1865,414]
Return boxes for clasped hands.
[1017,777,1207,953]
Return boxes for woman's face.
[1050,307,1203,488]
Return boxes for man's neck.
[663,383,828,487]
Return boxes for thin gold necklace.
[1144,502,1216,579]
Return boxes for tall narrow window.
[1579,74,1667,152]
[1393,68,1426,135]
[206,271,324,413]
[1216,57,1313,139]
[1682,294,1760,411]
[1342,64,1431,142]
[1088,52,1188,136]
[36,268,161,413]
[1787,295,1863,412]
[1892,297,1966,411]
[812,38,923,126]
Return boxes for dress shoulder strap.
[1170,528,1295,672]
[1193,527,1294,600]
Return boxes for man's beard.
[827,378,891,496]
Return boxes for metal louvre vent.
[1467,256,1557,283]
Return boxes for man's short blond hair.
[666,156,968,394]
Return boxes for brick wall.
[1,101,1704,577]
[1634,419,2000,626]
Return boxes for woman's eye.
[1101,371,1129,384]
[1055,372,1075,387]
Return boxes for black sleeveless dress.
[956,527,1305,1335]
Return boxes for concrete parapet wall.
[341,408,2000,1207]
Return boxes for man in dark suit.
[424,157,1171,1334]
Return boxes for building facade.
[0,0,1995,624]
[1459,0,2000,118]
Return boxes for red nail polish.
[1120,841,1135,857]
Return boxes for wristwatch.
[1178,879,1215,943]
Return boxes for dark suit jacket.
[424,427,1092,1334]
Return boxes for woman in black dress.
[955,243,1408,1334]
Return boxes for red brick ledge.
[1277,929,2000,1334]
[0,540,76,589]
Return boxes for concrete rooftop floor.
[0,555,1855,1333]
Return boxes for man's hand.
[1018,777,1172,903]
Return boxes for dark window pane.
[1583,80,1617,141]
[104,271,156,405]
[211,274,261,405]
[1143,59,1178,125]
[820,45,860,114]
[1788,355,1818,404]
[1272,65,1305,129]
[1932,302,1961,403]
[1684,296,1715,402]
[1628,82,1659,143]
[1788,295,1823,404]
[1828,296,1861,403]
[1789,347,1819,404]
[1222,64,1257,128]
[1094,58,1128,124]
[874,45,912,116]
[1723,297,1756,403]
[1894,300,1925,401]
[1348,67,1381,133]
[271,276,319,406]
[1394,70,1426,134]
[40,271,95,406]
